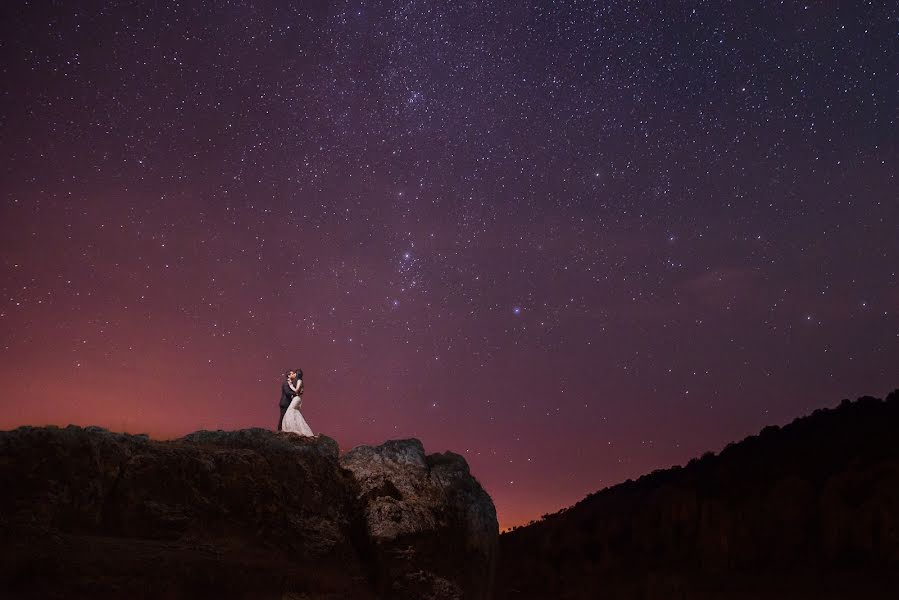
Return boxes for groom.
[278,370,298,431]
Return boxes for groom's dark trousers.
[278,381,294,431]
[278,406,288,431]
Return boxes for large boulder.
[0,425,497,599]
[340,439,497,600]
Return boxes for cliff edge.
[0,427,497,599]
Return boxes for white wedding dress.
[281,380,314,436]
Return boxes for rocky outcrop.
[496,390,899,600]
[340,439,497,600]
[0,427,497,599]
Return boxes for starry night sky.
[1,1,896,529]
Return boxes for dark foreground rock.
[496,390,899,599]
[341,439,497,600]
[0,427,496,599]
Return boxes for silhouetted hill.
[496,390,899,599]
[0,428,497,599]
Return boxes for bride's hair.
[295,368,303,379]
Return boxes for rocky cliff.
[496,390,899,599]
[0,427,497,599]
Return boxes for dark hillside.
[496,390,899,599]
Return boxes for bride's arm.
[288,379,300,393]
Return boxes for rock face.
[495,390,899,600]
[340,439,497,600]
[0,427,497,599]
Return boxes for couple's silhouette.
[278,368,313,436]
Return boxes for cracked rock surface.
[0,426,497,599]
[341,439,497,600]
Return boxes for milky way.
[1,1,896,528]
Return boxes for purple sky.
[1,1,896,528]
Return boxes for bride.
[282,368,314,436]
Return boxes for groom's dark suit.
[278,380,296,431]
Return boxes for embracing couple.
[278,368,314,436]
